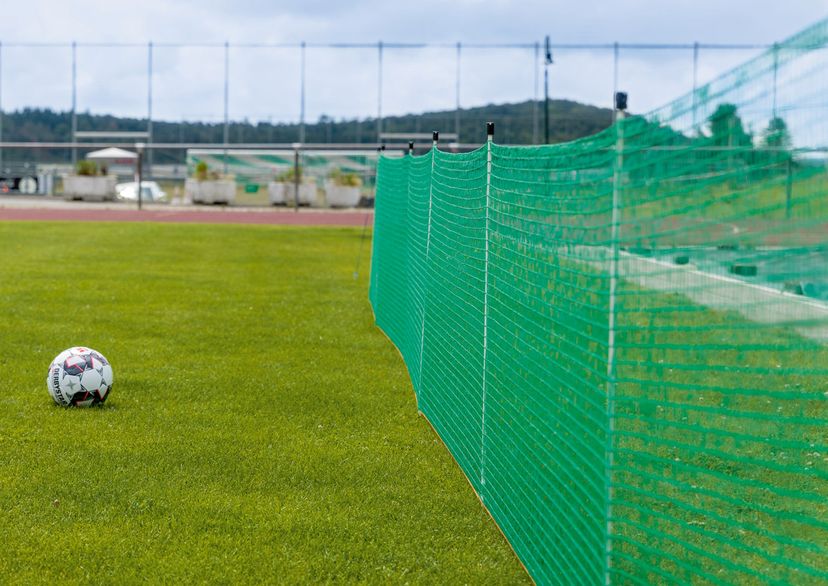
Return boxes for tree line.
[0,99,614,166]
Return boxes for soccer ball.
[47,347,114,407]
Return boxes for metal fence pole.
[455,42,461,143]
[71,41,77,166]
[480,121,494,499]
[136,143,143,211]
[544,59,549,143]
[377,40,383,142]
[544,36,551,144]
[605,90,627,586]
[293,145,300,213]
[0,40,4,173]
[223,40,229,174]
[533,41,539,144]
[612,42,619,121]
[416,129,439,396]
[786,156,793,219]
[299,41,306,143]
[772,42,779,119]
[692,41,699,130]
[147,41,153,177]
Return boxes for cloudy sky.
[1,0,826,124]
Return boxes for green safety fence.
[369,18,828,586]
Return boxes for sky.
[1,0,826,124]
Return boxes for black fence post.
[293,147,300,213]
[786,156,794,219]
[136,143,144,211]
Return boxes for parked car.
[115,181,167,202]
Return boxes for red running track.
[0,207,374,227]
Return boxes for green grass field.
[0,221,527,584]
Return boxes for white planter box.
[298,183,317,206]
[324,181,361,208]
[268,182,287,205]
[63,175,117,201]
[185,179,236,204]
[268,181,317,206]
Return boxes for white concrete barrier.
[62,175,117,201]
[268,181,317,206]
[185,179,236,204]
[324,181,361,208]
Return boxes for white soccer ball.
[46,347,114,407]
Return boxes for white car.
[115,181,167,202]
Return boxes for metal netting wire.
[370,17,828,585]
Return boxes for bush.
[328,169,362,187]
[276,167,302,182]
[75,160,99,176]
[194,161,209,181]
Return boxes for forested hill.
[1,99,612,147]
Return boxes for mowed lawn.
[0,221,527,584]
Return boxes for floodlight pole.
[544,36,552,144]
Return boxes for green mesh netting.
[370,18,828,585]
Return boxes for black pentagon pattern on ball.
[94,382,113,403]
[68,390,108,406]
[63,356,86,376]
[84,354,103,376]
[88,351,109,367]
[70,391,100,407]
